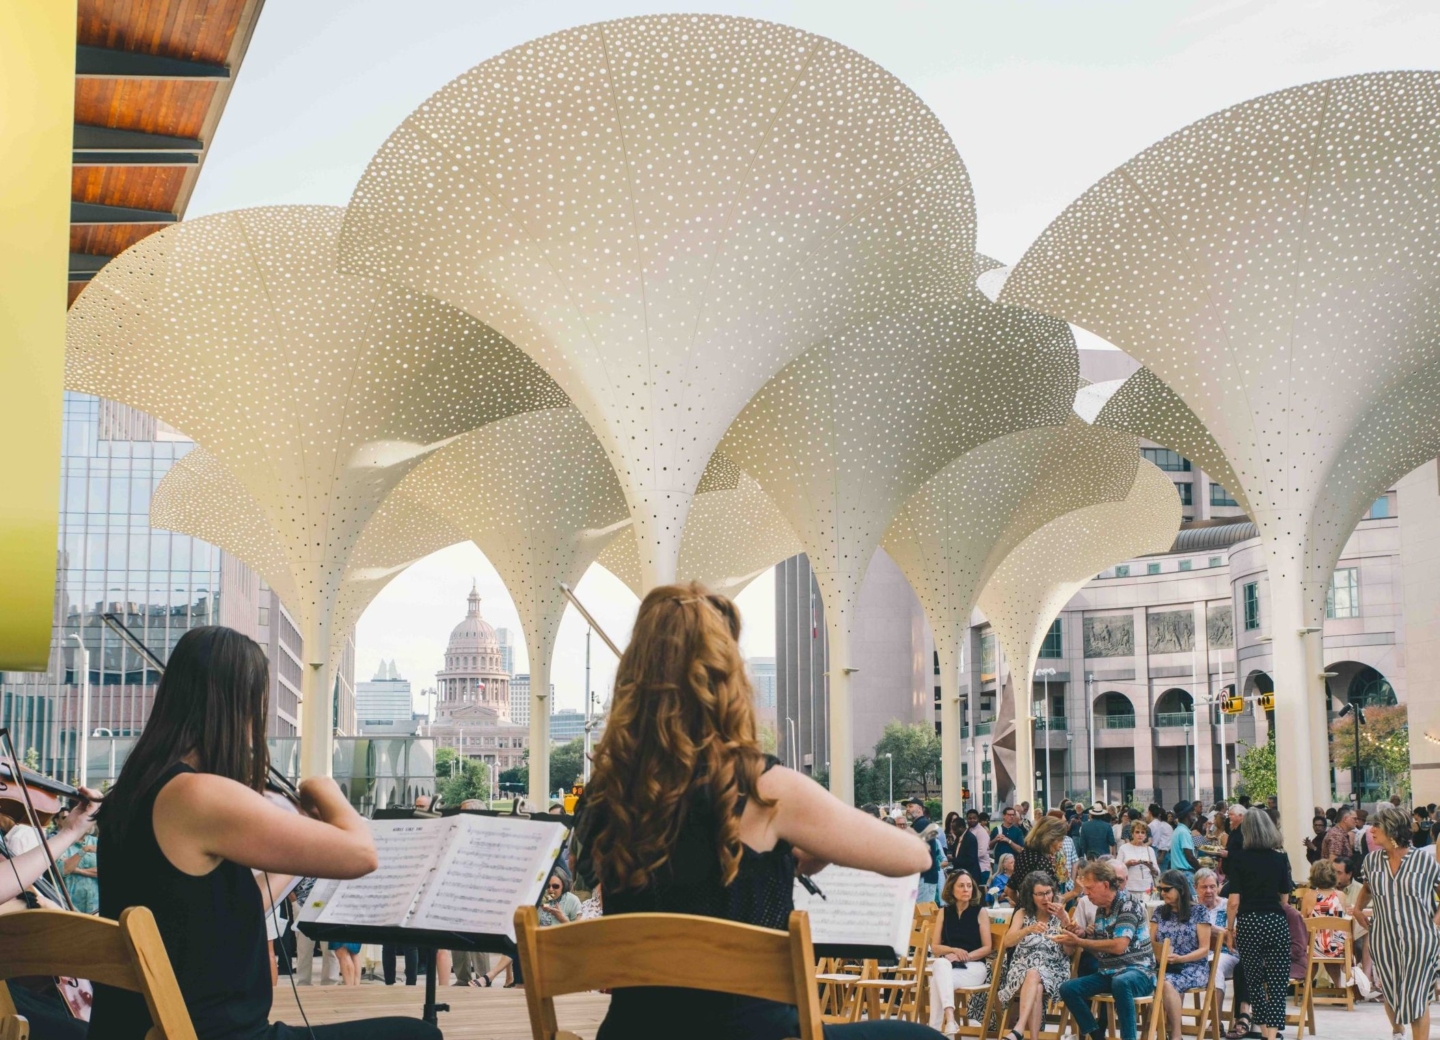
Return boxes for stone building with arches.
[428,582,528,773]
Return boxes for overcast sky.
[189,0,1440,712]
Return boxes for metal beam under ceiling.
[73,125,203,167]
[74,44,229,80]
[71,201,177,225]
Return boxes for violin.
[0,729,96,1020]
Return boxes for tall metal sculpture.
[721,292,1080,803]
[997,72,1440,861]
[338,14,976,591]
[65,206,564,777]
[978,461,1181,807]
[882,413,1140,815]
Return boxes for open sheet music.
[299,814,566,943]
[792,865,920,958]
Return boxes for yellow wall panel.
[0,3,76,668]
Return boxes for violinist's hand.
[60,789,102,838]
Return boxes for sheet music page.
[408,815,566,939]
[305,819,451,927]
[297,878,341,923]
[792,865,919,957]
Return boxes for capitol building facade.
[428,582,528,772]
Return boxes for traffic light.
[961,786,971,802]
[1260,691,1275,712]
[1219,684,1244,715]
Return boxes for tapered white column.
[300,631,334,778]
[528,653,553,809]
[826,617,854,806]
[1013,664,1036,809]
[1265,537,1322,876]
[630,489,692,590]
[939,641,965,818]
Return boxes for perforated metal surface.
[65,205,564,776]
[720,290,1081,801]
[997,71,1440,856]
[337,14,976,590]
[596,451,802,599]
[882,415,1140,813]
[978,461,1181,805]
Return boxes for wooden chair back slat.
[0,908,197,1040]
[514,907,823,1040]
[0,909,141,991]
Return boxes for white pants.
[929,957,989,1026]
[1218,951,1239,981]
[295,929,340,985]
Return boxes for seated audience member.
[1333,855,1374,992]
[986,854,1014,905]
[1192,869,1238,980]
[1056,859,1157,1040]
[927,870,992,1035]
[1300,859,1348,960]
[1151,869,1213,1040]
[974,872,1069,1040]
[572,583,941,1039]
[538,866,583,926]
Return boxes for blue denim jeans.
[1059,967,1156,1040]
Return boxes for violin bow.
[0,727,78,911]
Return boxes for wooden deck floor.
[270,982,610,1040]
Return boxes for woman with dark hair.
[88,626,437,1040]
[978,871,1069,1040]
[572,584,939,1039]
[1220,808,1293,1040]
[943,812,964,864]
[1005,816,1069,905]
[1354,804,1440,1040]
[1152,868,1212,1039]
[927,870,992,1035]
[538,866,583,926]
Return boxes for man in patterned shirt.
[1056,859,1157,1040]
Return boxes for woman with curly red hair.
[575,583,941,1039]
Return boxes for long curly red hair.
[584,582,772,891]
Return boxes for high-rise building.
[0,395,351,777]
[496,627,514,677]
[549,707,598,745]
[510,674,531,727]
[356,660,416,735]
[748,657,777,709]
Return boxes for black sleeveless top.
[575,755,800,1040]
[90,763,270,1040]
[941,903,983,952]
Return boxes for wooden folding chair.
[1304,915,1354,1010]
[513,906,825,1040]
[951,918,1009,1039]
[1176,929,1225,1040]
[816,958,877,1023]
[0,907,197,1040]
[852,903,934,1021]
[1089,938,1170,1040]
[1285,937,1317,1040]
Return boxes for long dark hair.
[1156,869,1194,921]
[98,626,270,844]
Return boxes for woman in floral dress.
[973,871,1071,1040]
[1152,868,1213,1040]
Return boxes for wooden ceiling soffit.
[68,0,264,300]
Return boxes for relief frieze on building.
[1147,609,1194,654]
[1207,603,1234,649]
[1083,614,1134,657]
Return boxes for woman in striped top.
[1353,804,1440,1040]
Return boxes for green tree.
[1236,735,1277,802]
[438,757,490,806]
[499,762,528,794]
[873,721,943,798]
[548,737,587,797]
[435,745,460,780]
[757,720,778,755]
[23,747,39,770]
[1329,703,1411,797]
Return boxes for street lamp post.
[1085,673,1096,801]
[885,752,893,806]
[1035,668,1056,810]
[70,634,89,788]
[982,742,992,813]
[1337,699,1367,811]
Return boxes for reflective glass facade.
[1,394,222,776]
